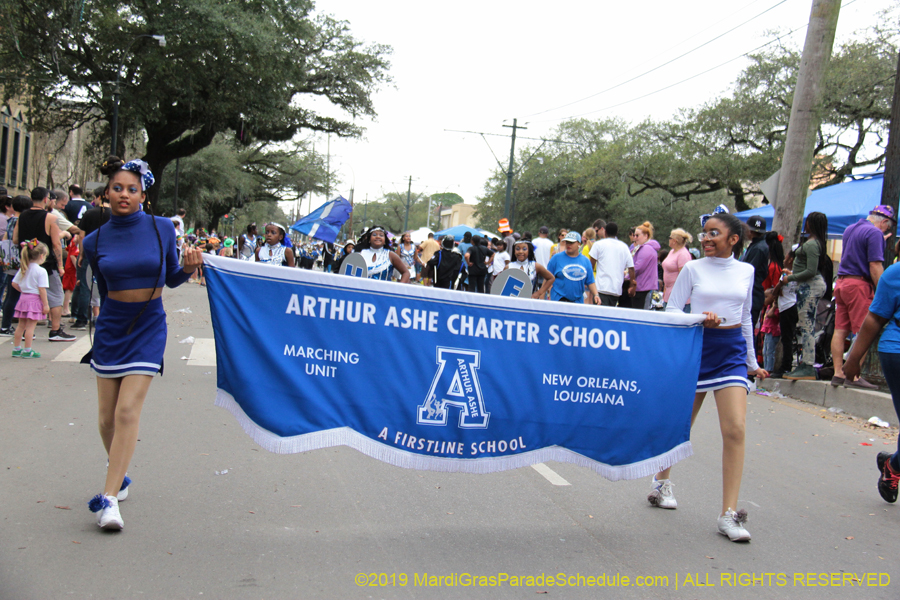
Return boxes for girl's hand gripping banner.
[203,256,704,480]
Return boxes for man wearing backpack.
[426,236,467,290]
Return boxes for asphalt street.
[1,281,898,600]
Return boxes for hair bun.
[99,155,125,177]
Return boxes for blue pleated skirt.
[87,297,166,378]
[697,327,750,392]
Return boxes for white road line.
[187,338,217,366]
[52,336,93,362]
[531,462,571,486]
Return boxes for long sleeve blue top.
[82,210,191,299]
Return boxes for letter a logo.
[417,347,489,428]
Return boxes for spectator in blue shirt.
[546,231,600,304]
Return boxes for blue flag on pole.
[203,257,703,480]
[289,196,353,243]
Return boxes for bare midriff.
[108,288,162,302]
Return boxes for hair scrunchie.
[700,204,729,228]
[122,159,155,191]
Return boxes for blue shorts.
[87,296,166,378]
[697,327,749,392]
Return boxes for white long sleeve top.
[665,256,759,371]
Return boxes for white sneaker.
[117,475,131,501]
[98,496,124,530]
[717,509,750,542]
[647,477,677,509]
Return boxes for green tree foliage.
[157,135,328,230]
[1,0,391,204]
[477,24,897,242]
[229,202,291,242]
[626,27,897,211]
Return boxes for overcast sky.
[303,0,893,219]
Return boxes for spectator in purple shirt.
[631,221,661,310]
[830,205,895,388]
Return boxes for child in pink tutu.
[11,240,50,358]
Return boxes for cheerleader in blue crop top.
[81,156,202,531]
[649,212,768,543]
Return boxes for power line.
[521,0,789,119]
[626,0,771,71]
[539,27,805,122]
[534,0,860,124]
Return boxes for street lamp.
[110,34,166,156]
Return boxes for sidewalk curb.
[756,378,895,424]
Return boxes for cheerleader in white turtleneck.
[649,212,768,544]
[354,226,410,283]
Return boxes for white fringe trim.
[214,389,693,481]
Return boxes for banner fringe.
[215,389,692,481]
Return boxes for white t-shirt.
[491,251,510,276]
[589,238,634,295]
[532,237,553,266]
[52,209,74,233]
[777,280,798,312]
[665,256,759,371]
[12,262,49,294]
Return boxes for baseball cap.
[539,226,549,235]
[870,205,896,222]
[563,231,582,243]
[747,215,766,233]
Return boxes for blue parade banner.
[203,256,705,480]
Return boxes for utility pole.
[347,187,355,241]
[881,50,900,265]
[173,157,180,214]
[325,133,331,200]
[363,194,368,229]
[771,0,841,250]
[511,185,518,226]
[403,175,413,232]
[503,118,525,221]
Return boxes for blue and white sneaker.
[117,475,131,501]
[88,494,123,530]
[648,477,677,509]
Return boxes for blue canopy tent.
[434,224,485,239]
[735,172,892,238]
[289,196,353,243]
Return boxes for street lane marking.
[531,462,571,486]
[52,336,92,362]
[187,338,217,366]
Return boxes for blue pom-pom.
[120,476,131,491]
[88,494,111,513]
